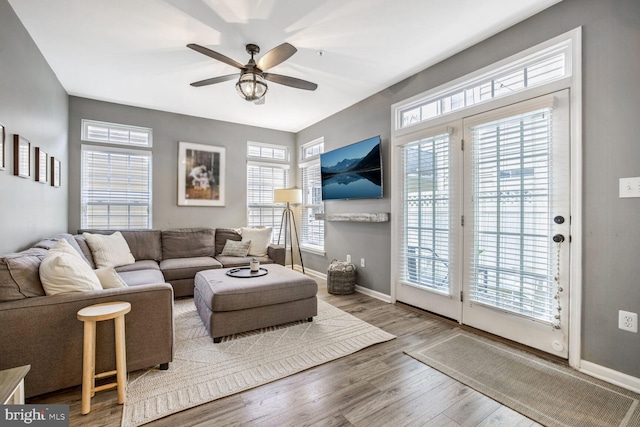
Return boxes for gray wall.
[68,97,295,233]
[0,0,68,254]
[297,0,640,378]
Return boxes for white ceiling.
[9,0,561,133]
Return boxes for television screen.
[320,136,382,200]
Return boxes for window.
[81,145,152,229]
[395,37,572,130]
[247,143,289,242]
[299,139,324,252]
[82,119,152,147]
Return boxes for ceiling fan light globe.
[236,72,268,101]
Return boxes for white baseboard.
[579,360,640,394]
[354,285,392,303]
[295,265,392,303]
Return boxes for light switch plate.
[619,177,640,198]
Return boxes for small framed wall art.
[13,135,31,179]
[35,147,48,184]
[0,123,5,170]
[177,141,226,206]
[50,157,61,187]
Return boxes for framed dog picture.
[177,141,225,206]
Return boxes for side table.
[0,365,30,404]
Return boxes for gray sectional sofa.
[0,227,285,398]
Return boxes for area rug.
[121,299,395,426]
[406,332,640,427]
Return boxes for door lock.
[554,216,565,224]
[553,234,565,243]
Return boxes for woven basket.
[327,259,356,295]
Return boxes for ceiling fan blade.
[190,74,239,87]
[187,44,244,70]
[256,43,297,71]
[263,73,318,91]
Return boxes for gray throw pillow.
[220,239,251,257]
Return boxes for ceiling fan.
[187,42,318,103]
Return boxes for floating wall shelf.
[314,212,390,223]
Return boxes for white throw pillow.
[39,240,102,295]
[241,227,272,257]
[95,267,128,289]
[83,232,136,268]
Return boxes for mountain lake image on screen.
[320,136,382,200]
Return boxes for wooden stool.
[77,301,131,415]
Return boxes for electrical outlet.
[346,254,351,263]
[360,258,365,268]
[618,310,638,333]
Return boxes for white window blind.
[469,107,556,322]
[400,132,451,293]
[81,119,152,147]
[300,161,324,251]
[81,146,152,229]
[247,160,289,242]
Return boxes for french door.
[396,90,571,357]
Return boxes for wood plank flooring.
[30,278,541,427]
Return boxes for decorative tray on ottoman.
[225,267,269,278]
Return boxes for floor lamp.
[274,188,304,273]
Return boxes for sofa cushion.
[74,235,96,269]
[214,228,242,255]
[95,267,128,289]
[116,269,166,287]
[32,233,91,266]
[241,227,273,257]
[220,240,251,257]
[160,257,222,281]
[215,255,273,268]
[83,232,136,268]
[115,260,161,273]
[119,230,162,262]
[162,228,215,259]
[39,240,102,295]
[0,248,47,302]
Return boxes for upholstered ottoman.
[194,264,318,342]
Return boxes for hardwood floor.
[30,278,541,427]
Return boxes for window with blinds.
[469,107,555,322]
[300,161,324,251]
[82,119,152,147]
[397,38,571,129]
[246,142,289,243]
[400,132,451,293]
[81,146,152,229]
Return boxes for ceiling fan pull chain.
[552,240,563,330]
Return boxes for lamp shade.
[274,188,302,204]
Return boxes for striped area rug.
[406,332,640,427]
[122,298,395,426]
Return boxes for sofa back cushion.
[215,228,242,255]
[120,230,163,261]
[0,248,47,302]
[162,228,215,259]
[32,233,91,265]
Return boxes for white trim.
[355,285,393,304]
[567,27,583,370]
[300,246,326,257]
[299,137,324,162]
[296,265,325,279]
[247,141,289,162]
[579,360,640,394]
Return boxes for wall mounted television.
[320,135,382,200]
